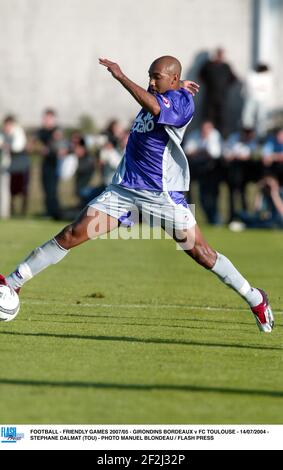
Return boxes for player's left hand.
[99,58,124,80]
[182,80,200,96]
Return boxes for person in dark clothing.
[37,109,61,219]
[199,48,237,136]
[184,121,223,225]
[74,138,95,207]
[223,127,261,222]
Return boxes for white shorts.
[88,184,196,231]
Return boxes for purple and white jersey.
[112,88,194,191]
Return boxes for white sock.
[211,252,262,307]
[6,239,69,289]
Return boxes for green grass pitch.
[0,219,282,424]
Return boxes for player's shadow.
[33,310,262,327]
[0,330,281,352]
[29,318,262,334]
[0,377,282,398]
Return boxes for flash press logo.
[1,426,24,443]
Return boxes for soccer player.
[0,56,274,332]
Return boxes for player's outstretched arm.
[99,58,160,116]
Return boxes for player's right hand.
[99,58,124,80]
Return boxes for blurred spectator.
[230,176,283,230]
[242,64,273,138]
[0,115,30,216]
[199,48,237,136]
[100,141,124,187]
[37,109,62,219]
[262,127,283,185]
[56,130,81,183]
[52,128,69,160]
[105,119,125,149]
[184,121,222,224]
[77,127,127,206]
[223,127,260,221]
[69,130,84,150]
[74,137,95,207]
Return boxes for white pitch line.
[21,300,283,314]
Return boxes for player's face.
[148,63,178,94]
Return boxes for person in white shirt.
[242,64,273,137]
[100,141,123,187]
[0,115,29,216]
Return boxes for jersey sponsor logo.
[131,112,154,133]
[162,96,170,108]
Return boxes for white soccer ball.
[0,285,20,322]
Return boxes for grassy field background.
[0,219,282,424]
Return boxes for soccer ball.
[0,285,20,322]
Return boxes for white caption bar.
[0,424,282,450]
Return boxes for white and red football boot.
[251,289,274,333]
[0,274,21,295]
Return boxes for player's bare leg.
[166,224,274,332]
[3,208,119,291]
[173,224,217,268]
[55,206,119,249]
